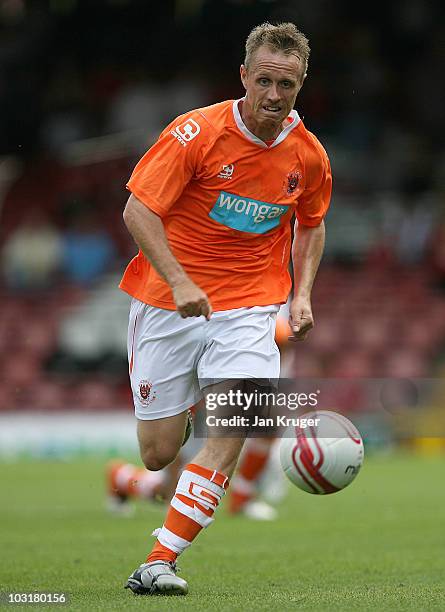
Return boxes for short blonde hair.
[244,22,310,78]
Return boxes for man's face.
[240,45,305,132]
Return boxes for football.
[279,410,364,494]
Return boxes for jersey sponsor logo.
[171,118,201,146]
[217,163,234,179]
[209,191,289,234]
[139,380,157,405]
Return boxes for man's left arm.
[289,220,325,341]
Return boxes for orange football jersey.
[120,99,332,311]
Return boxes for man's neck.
[239,100,282,143]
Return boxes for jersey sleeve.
[126,112,207,217]
[295,143,332,227]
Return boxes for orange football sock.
[228,439,271,513]
[147,463,229,563]
[146,541,178,564]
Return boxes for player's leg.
[227,307,292,519]
[192,434,245,476]
[107,413,188,513]
[123,301,208,595]
[106,460,165,514]
[126,386,247,596]
[127,392,245,595]
[108,401,196,511]
[126,308,279,596]
[226,306,292,519]
[144,431,245,560]
[147,308,280,555]
[228,436,278,519]
[128,298,203,457]
[137,412,188,471]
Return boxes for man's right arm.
[123,194,212,319]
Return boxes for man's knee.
[140,444,179,471]
[137,412,187,470]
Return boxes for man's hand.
[288,294,314,341]
[172,279,212,320]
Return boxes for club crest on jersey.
[171,118,200,146]
[139,380,157,405]
[218,164,234,179]
[284,170,302,195]
[209,191,288,234]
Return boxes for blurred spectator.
[106,73,166,149]
[61,207,116,286]
[40,58,91,153]
[165,72,211,121]
[393,178,437,265]
[429,204,445,291]
[1,209,63,291]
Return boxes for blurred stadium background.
[0,0,444,459]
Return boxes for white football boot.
[125,561,188,596]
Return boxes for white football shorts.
[127,299,280,420]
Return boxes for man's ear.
[240,64,248,90]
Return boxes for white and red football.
[279,410,364,494]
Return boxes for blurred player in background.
[119,22,331,595]
[227,311,293,518]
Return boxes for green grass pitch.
[1,452,445,611]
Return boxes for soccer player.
[120,22,331,595]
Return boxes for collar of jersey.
[232,98,300,148]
